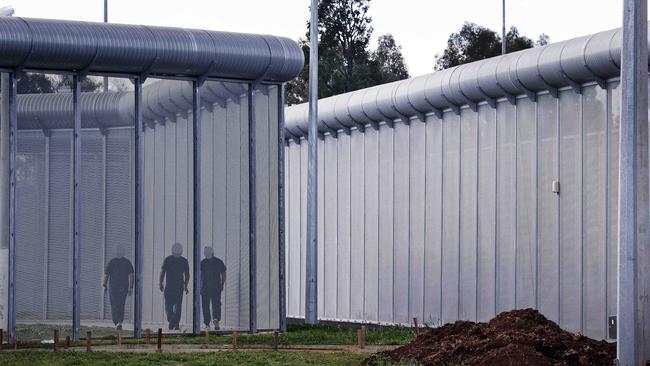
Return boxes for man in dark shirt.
[200,246,226,330]
[103,246,134,331]
[159,242,189,331]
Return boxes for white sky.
[6,0,626,77]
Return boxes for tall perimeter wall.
[283,25,645,342]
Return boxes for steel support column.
[278,84,287,332]
[248,84,257,333]
[72,75,81,340]
[6,72,16,341]
[192,81,202,335]
[305,0,319,325]
[618,0,649,364]
[133,78,144,338]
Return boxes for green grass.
[11,323,415,349]
[0,351,369,366]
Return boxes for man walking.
[103,246,134,331]
[159,242,189,331]
[200,246,226,330]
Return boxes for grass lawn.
[11,323,415,349]
[0,351,369,366]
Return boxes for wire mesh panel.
[196,80,251,332]
[15,72,73,341]
[79,77,135,339]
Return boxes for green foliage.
[16,73,102,94]
[434,22,547,70]
[0,351,367,366]
[286,0,410,105]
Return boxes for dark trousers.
[109,288,128,325]
[164,287,184,325]
[201,288,222,325]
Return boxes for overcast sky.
[6,0,626,77]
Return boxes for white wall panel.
[363,128,379,321]
[425,116,443,325]
[377,126,394,322]
[393,123,410,323]
[409,120,426,323]
[536,94,560,323]
[441,112,460,324]
[350,130,365,320]
[459,109,477,321]
[477,105,496,322]
[323,135,338,319]
[336,133,351,319]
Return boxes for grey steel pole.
[4,72,15,341]
[501,0,506,55]
[103,0,109,93]
[618,0,648,364]
[248,84,257,332]
[192,81,201,335]
[278,84,287,332]
[133,78,143,338]
[305,0,319,325]
[72,75,82,340]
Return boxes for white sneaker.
[213,320,220,330]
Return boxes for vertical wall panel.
[516,98,537,309]
[409,120,426,323]
[496,101,516,312]
[459,109,478,321]
[364,128,379,321]
[349,130,365,320]
[441,112,460,323]
[477,105,496,322]
[425,116,443,325]
[393,123,409,323]
[299,140,308,317]
[536,94,560,322]
[559,90,582,332]
[287,142,301,317]
[317,138,325,319]
[378,126,394,322]
[581,85,607,339]
[323,135,338,319]
[607,83,620,338]
[337,133,351,319]
[255,89,271,327]
[268,87,280,329]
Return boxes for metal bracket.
[384,119,394,129]
[140,55,160,82]
[350,119,365,133]
[196,60,216,87]
[495,81,517,105]
[561,70,582,94]
[414,111,427,123]
[475,85,497,108]
[440,93,460,115]
[457,90,478,112]
[539,77,559,98]
[368,120,380,131]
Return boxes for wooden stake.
[413,317,420,336]
[273,331,279,351]
[145,328,151,345]
[156,328,162,353]
[0,328,4,351]
[357,326,366,349]
[204,330,210,347]
[53,329,59,352]
[117,331,122,346]
[86,331,92,352]
[231,332,238,349]
[12,337,16,351]
[64,335,70,349]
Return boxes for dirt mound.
[364,309,615,366]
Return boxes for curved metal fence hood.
[0,17,304,82]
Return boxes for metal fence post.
[278,84,287,332]
[133,78,144,338]
[72,74,81,340]
[248,83,257,333]
[192,81,202,335]
[618,0,649,364]
[6,72,16,341]
[305,0,319,326]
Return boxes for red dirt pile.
[364,309,615,366]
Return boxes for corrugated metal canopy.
[0,17,303,82]
[284,25,634,138]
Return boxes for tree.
[371,34,409,83]
[16,73,102,94]
[433,22,546,71]
[286,0,410,105]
